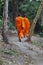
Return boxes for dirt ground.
[0,30,43,65]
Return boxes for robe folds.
[15,16,30,38]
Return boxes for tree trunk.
[41,16,43,26]
[12,0,18,25]
[28,0,43,41]
[2,0,9,44]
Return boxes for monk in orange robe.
[15,15,24,42]
[15,15,30,42]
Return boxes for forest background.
[0,0,43,36]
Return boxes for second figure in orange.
[15,15,30,42]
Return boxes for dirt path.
[8,32,43,65]
[0,31,43,65]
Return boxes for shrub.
[0,19,3,27]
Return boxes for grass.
[1,49,19,55]
[31,41,43,47]
[0,60,3,65]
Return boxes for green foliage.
[0,0,43,34]
[1,49,19,55]
[19,0,43,34]
[8,21,14,30]
[0,19,14,30]
[19,0,41,22]
[31,40,43,47]
[0,60,3,65]
[0,0,4,16]
[0,19,3,27]
[2,50,14,55]
[39,33,43,37]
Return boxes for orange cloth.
[15,16,24,38]
[23,17,30,36]
[15,16,30,39]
